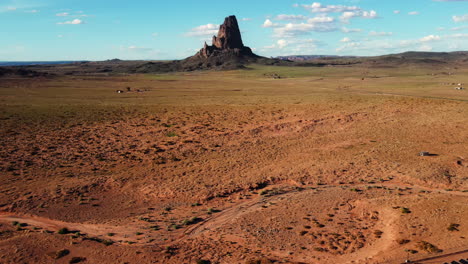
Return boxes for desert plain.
[0,61,467,264]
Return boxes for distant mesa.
[0,67,51,78]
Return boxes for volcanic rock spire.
[197,15,256,58]
[212,16,244,49]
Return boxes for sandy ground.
[0,65,467,263]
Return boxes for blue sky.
[1,0,468,61]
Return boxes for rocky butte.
[197,15,256,58]
[179,15,264,70]
[134,15,280,72]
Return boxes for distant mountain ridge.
[0,61,88,66]
[275,51,468,62]
[275,55,357,61]
[2,50,468,76]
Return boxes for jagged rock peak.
[212,15,244,50]
[196,15,255,58]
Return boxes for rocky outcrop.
[212,16,244,50]
[169,15,286,71]
[195,15,256,59]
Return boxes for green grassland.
[1,64,466,123]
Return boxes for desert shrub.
[57,228,70,234]
[182,217,202,226]
[374,230,383,238]
[139,217,152,222]
[150,225,160,231]
[416,241,442,253]
[168,224,181,230]
[259,188,285,197]
[207,208,220,214]
[166,132,177,137]
[101,240,114,246]
[447,223,460,231]
[196,260,211,264]
[69,257,86,263]
[401,207,411,214]
[397,239,410,245]
[245,258,273,264]
[55,249,70,259]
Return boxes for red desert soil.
[0,66,467,263]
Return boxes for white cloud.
[275,14,308,21]
[408,11,420,15]
[262,44,276,50]
[341,37,351,42]
[341,27,362,33]
[340,10,377,22]
[453,14,468,22]
[277,39,287,48]
[393,10,401,14]
[336,41,361,52]
[451,25,468,30]
[420,34,441,42]
[262,19,280,28]
[273,20,337,37]
[126,46,154,52]
[185,24,219,37]
[449,33,468,38]
[302,2,360,13]
[369,31,393,36]
[56,12,69,16]
[57,19,84,25]
[307,15,334,23]
[242,18,252,21]
[260,38,319,55]
[417,45,433,51]
[266,14,337,38]
[273,23,316,37]
[152,33,158,37]
[0,2,43,13]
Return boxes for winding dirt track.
[0,212,143,243]
[1,182,467,263]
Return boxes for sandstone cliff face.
[197,15,255,58]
